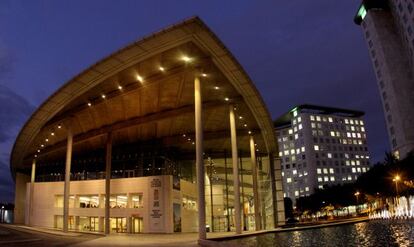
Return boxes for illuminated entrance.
[110,217,127,233]
[132,217,144,233]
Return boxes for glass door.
[132,217,143,233]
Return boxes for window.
[305,187,309,192]
[327,153,332,158]
[294,191,299,197]
[293,169,297,175]
[328,117,333,123]
[317,168,322,174]
[310,115,315,121]
[318,177,322,182]
[301,147,305,152]
[314,145,319,151]
[110,195,127,208]
[79,195,99,208]
[131,194,143,208]
[287,178,292,183]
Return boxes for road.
[0,224,100,247]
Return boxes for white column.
[29,159,36,226]
[104,132,112,235]
[229,105,242,234]
[194,76,206,240]
[63,128,73,232]
[250,136,261,230]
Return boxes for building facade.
[275,105,371,203]
[11,17,285,239]
[354,0,414,159]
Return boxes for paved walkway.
[3,217,369,246]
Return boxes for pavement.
[0,217,369,247]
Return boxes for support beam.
[29,159,36,226]
[194,76,206,240]
[229,105,241,234]
[63,128,73,232]
[268,153,278,228]
[250,136,261,230]
[105,132,112,235]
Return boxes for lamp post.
[392,175,401,206]
[354,191,360,215]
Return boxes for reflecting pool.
[221,220,414,247]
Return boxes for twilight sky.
[0,0,388,203]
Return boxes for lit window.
[294,127,298,132]
[355,120,359,125]
[299,124,303,130]
[293,110,298,117]
[318,177,322,182]
[356,160,361,166]
[360,120,364,125]
[294,191,299,196]
[361,127,365,132]
[327,153,332,158]
[348,175,352,181]
[296,148,300,154]
[317,168,322,174]
[362,167,366,172]
[346,160,350,166]
[294,134,299,140]
[352,133,356,138]
[330,131,335,137]
[347,132,351,138]
[301,147,305,152]
[292,156,296,161]
[351,126,355,131]
[290,149,295,155]
[288,129,293,134]
[328,117,333,123]
[279,151,283,157]
[314,145,319,151]
[311,123,316,128]
[318,185,323,189]
[310,115,315,121]
[282,172,284,176]
[324,176,329,182]
[305,187,309,192]
[293,119,297,125]
[329,168,334,174]
[293,169,297,175]
[357,167,361,172]
[352,168,356,173]
[330,176,335,181]
[287,178,292,183]
[345,119,349,124]
[323,168,328,174]
[131,194,143,208]
[316,116,321,121]
[350,119,354,124]
[298,117,302,122]
[284,150,289,155]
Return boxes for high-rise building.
[275,105,371,203]
[354,0,414,159]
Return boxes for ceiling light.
[224,97,229,101]
[41,144,44,147]
[118,85,123,90]
[244,124,247,127]
[159,66,165,71]
[201,73,207,77]
[136,75,143,82]
[239,116,243,119]
[57,125,62,129]
[34,155,37,158]
[181,56,191,62]
[248,131,252,134]
[214,86,219,90]
[182,134,186,137]
[45,138,49,142]
[51,132,55,136]
[37,149,40,153]
[101,94,106,99]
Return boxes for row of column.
[195,76,262,239]
[29,75,266,238]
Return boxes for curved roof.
[11,16,277,175]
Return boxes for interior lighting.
[101,94,106,99]
[214,86,219,90]
[159,66,165,71]
[118,85,123,90]
[87,102,92,107]
[224,97,229,101]
[57,124,62,129]
[181,56,191,62]
[136,75,144,82]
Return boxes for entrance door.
[110,217,127,233]
[132,217,143,233]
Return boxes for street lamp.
[392,175,401,196]
[354,191,360,215]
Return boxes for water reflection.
[222,220,414,247]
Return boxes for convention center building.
[11,17,285,239]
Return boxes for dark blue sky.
[0,0,388,203]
